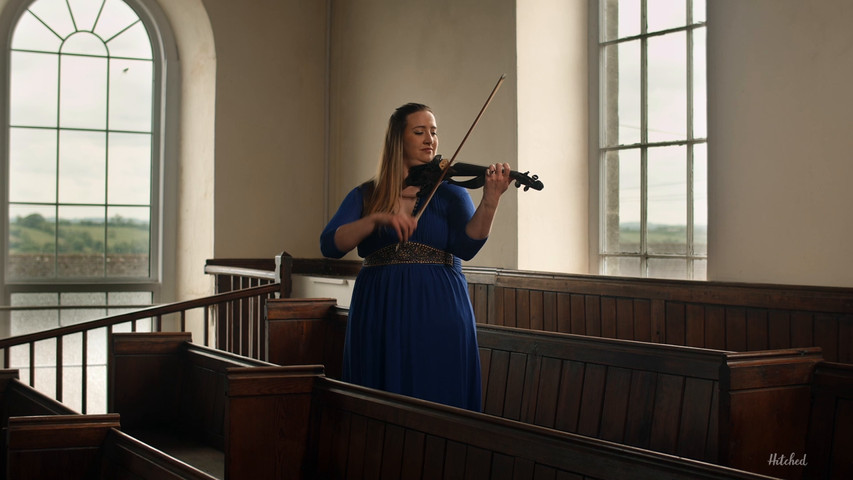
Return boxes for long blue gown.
[320,181,485,411]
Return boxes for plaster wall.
[707,0,853,287]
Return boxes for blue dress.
[320,182,486,411]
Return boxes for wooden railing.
[0,284,279,414]
[217,255,852,365]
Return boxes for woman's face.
[402,110,438,170]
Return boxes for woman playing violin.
[320,102,512,410]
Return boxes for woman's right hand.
[374,212,418,243]
[334,211,418,253]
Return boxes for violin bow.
[413,74,506,221]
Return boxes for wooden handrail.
[0,284,279,350]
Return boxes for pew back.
[465,268,853,364]
[477,324,820,478]
[224,365,774,480]
[805,362,853,479]
[109,332,275,477]
[5,415,217,480]
[265,298,822,478]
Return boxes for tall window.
[4,0,163,334]
[598,0,707,279]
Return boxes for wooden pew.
[5,414,217,479]
[266,298,847,479]
[477,324,820,479]
[213,256,853,364]
[108,332,275,478]
[265,297,343,377]
[226,364,775,480]
[805,362,853,479]
[0,369,79,479]
[462,267,853,364]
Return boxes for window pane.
[109,59,153,131]
[693,27,707,139]
[693,259,707,280]
[648,32,687,143]
[10,293,59,335]
[94,0,142,41]
[11,11,62,51]
[60,55,107,129]
[647,146,686,255]
[694,143,707,255]
[10,51,58,127]
[601,0,640,41]
[604,149,641,253]
[8,204,57,279]
[61,292,107,325]
[69,0,103,32]
[107,21,152,59]
[602,41,641,146]
[108,133,152,204]
[9,128,57,203]
[647,0,686,33]
[648,257,687,279]
[63,31,107,56]
[29,0,75,39]
[107,206,150,277]
[58,205,105,278]
[59,130,106,204]
[603,256,641,277]
[693,0,707,23]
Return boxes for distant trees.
[10,213,149,254]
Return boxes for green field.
[9,214,149,255]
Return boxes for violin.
[405,155,544,192]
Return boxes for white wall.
[707,0,853,287]
[516,0,589,273]
[202,0,328,260]
[327,0,519,268]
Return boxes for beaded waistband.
[363,242,454,267]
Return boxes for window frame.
[591,0,708,280]
[0,0,179,313]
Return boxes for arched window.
[2,0,170,342]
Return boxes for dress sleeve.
[320,187,365,258]
[444,184,488,261]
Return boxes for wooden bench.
[805,362,853,479]
[0,369,79,479]
[108,332,275,478]
[209,256,853,364]
[0,368,215,479]
[266,298,848,479]
[226,364,774,480]
[5,414,217,479]
[265,297,343,377]
[477,324,819,479]
[462,267,853,364]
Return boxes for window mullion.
[639,0,649,276]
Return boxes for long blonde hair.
[365,103,432,215]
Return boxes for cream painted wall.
[153,0,216,302]
[516,0,589,274]
[327,0,519,268]
[707,0,853,287]
[201,0,328,260]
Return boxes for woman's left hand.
[483,162,512,207]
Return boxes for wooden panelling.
[805,362,853,480]
[464,268,853,364]
[477,324,823,477]
[305,376,771,480]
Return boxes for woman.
[320,102,511,411]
